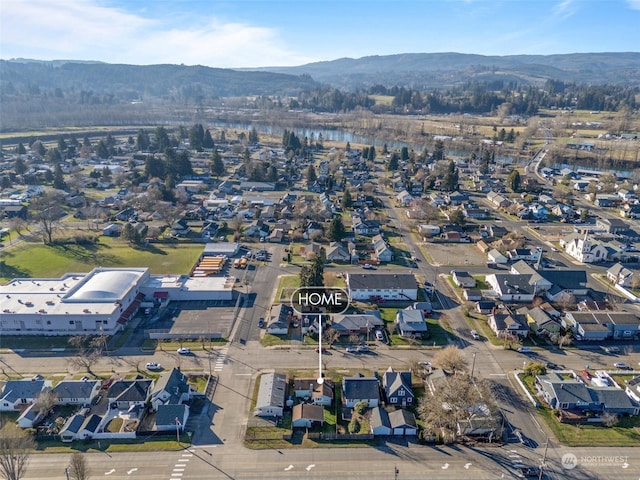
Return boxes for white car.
[470,330,480,340]
[177,347,191,355]
[145,362,162,370]
[362,263,373,269]
[517,347,532,353]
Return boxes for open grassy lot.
[0,237,203,282]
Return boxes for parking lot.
[152,300,238,338]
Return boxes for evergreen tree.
[449,209,466,225]
[96,140,109,159]
[136,129,150,151]
[306,164,317,186]
[53,164,66,190]
[145,155,165,179]
[507,170,522,192]
[300,250,326,287]
[341,188,353,209]
[176,150,193,177]
[248,127,259,144]
[211,151,225,177]
[202,129,214,149]
[401,146,409,161]
[442,161,458,191]
[433,139,445,160]
[345,141,351,152]
[17,143,26,155]
[387,153,399,171]
[328,216,346,242]
[14,157,27,175]
[267,165,278,182]
[367,145,376,161]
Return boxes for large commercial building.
[1,267,234,336]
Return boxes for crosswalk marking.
[214,347,229,372]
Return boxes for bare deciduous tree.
[432,346,468,374]
[323,328,340,347]
[0,419,36,480]
[67,336,102,374]
[417,373,500,443]
[32,389,57,416]
[67,452,90,480]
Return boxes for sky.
[1,0,639,68]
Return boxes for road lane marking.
[441,463,449,469]
[464,463,472,469]
[127,468,138,474]
[306,464,316,471]
[104,469,116,475]
[284,465,294,471]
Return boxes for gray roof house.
[388,409,418,436]
[292,378,334,406]
[151,368,192,410]
[107,379,153,409]
[487,308,529,338]
[0,380,46,411]
[59,414,85,442]
[347,273,418,301]
[342,375,380,408]
[383,367,414,407]
[536,373,639,415]
[370,406,392,435]
[331,312,384,337]
[16,403,45,429]
[267,304,293,335]
[156,404,189,432]
[254,373,287,417]
[395,308,427,338]
[53,380,100,405]
[607,263,638,288]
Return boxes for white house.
[563,233,608,264]
[254,373,287,417]
[53,380,100,406]
[0,380,46,411]
[346,274,418,301]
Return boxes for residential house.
[53,380,100,406]
[293,378,334,406]
[487,307,529,338]
[150,368,192,411]
[607,263,639,288]
[486,191,511,208]
[476,301,496,314]
[625,376,640,403]
[342,375,380,408]
[156,404,189,432]
[266,304,293,335]
[383,367,414,407]
[395,308,427,338]
[107,379,153,410]
[536,373,639,415]
[563,311,640,341]
[291,403,325,428]
[485,273,536,302]
[596,217,628,234]
[346,273,418,301]
[77,414,102,440]
[372,234,393,263]
[507,248,542,263]
[463,289,482,301]
[0,380,46,411]
[352,216,381,236]
[519,306,561,336]
[169,219,191,238]
[330,312,384,337]
[16,403,45,429]
[451,270,476,288]
[456,404,500,437]
[487,249,508,264]
[254,373,287,417]
[396,190,414,207]
[59,414,85,442]
[325,242,351,263]
[370,406,392,436]
[388,409,418,436]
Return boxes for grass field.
[0,237,203,282]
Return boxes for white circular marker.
[316,377,324,384]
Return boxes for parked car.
[582,369,593,380]
[356,345,370,353]
[315,346,327,353]
[545,362,560,370]
[177,347,191,355]
[346,346,357,353]
[470,330,480,340]
[257,317,265,328]
[375,330,385,341]
[518,465,540,478]
[362,263,373,269]
[146,362,162,370]
[613,362,631,370]
[517,347,532,353]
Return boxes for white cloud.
[627,0,640,9]
[553,0,578,18]
[0,0,313,67]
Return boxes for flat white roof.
[144,274,233,292]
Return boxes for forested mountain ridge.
[250,52,640,89]
[0,60,319,99]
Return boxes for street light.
[471,352,477,378]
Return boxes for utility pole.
[394,466,399,480]
[538,437,549,480]
[65,467,70,480]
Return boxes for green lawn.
[1,238,203,282]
